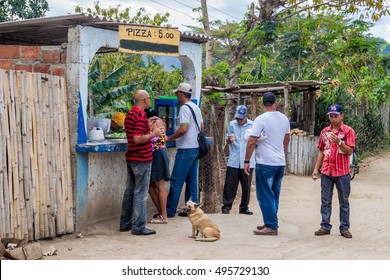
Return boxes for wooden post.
[283,86,289,117]
[309,90,316,135]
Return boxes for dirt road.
[38,151,390,260]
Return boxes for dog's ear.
[195,203,204,208]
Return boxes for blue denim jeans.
[167,148,199,217]
[255,164,285,230]
[320,174,351,232]
[120,161,151,232]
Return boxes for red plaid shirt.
[318,123,356,177]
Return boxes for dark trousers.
[222,167,253,211]
[320,173,351,232]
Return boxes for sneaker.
[314,228,330,236]
[341,230,352,239]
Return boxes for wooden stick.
[60,77,74,233]
[17,71,30,241]
[2,71,12,238]
[36,74,49,238]
[27,72,40,240]
[41,76,50,238]
[33,74,46,239]
[52,76,65,234]
[46,76,56,237]
[8,71,21,238]
[0,71,8,238]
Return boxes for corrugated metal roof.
[0,13,211,46]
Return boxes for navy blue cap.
[327,104,343,115]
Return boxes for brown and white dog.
[184,200,220,242]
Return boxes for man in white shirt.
[244,92,290,235]
[166,83,203,217]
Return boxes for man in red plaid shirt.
[312,104,356,238]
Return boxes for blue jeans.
[255,164,285,230]
[320,174,351,232]
[120,161,151,232]
[167,148,199,216]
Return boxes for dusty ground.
[38,151,390,260]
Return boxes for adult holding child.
[119,89,164,236]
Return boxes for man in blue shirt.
[221,105,255,215]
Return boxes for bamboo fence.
[288,135,319,176]
[0,70,74,241]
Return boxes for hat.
[327,104,343,115]
[173,83,193,94]
[111,112,126,127]
[145,108,158,119]
[263,92,276,106]
[234,105,247,119]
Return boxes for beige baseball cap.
[173,83,193,94]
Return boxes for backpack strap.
[185,104,200,132]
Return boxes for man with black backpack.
[166,83,204,217]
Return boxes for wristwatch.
[244,160,250,163]
[338,140,343,146]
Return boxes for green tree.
[0,0,48,22]
[76,2,182,118]
[194,0,390,85]
[75,1,170,26]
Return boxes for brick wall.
[0,45,66,76]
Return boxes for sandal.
[149,215,168,224]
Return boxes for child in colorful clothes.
[145,108,170,224]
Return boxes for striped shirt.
[125,107,152,162]
[318,123,356,177]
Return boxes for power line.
[174,0,220,21]
[195,0,241,21]
[150,0,194,18]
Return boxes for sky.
[44,0,390,42]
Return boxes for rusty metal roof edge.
[0,13,210,43]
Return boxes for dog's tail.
[194,237,219,242]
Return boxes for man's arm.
[244,136,257,175]
[312,150,324,180]
[283,133,290,153]
[167,124,188,141]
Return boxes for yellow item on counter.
[111,112,126,127]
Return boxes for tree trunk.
[201,0,213,69]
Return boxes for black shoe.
[131,228,156,236]
[119,226,132,232]
[167,213,175,218]
[239,209,253,215]
[221,208,230,214]
[178,211,188,217]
